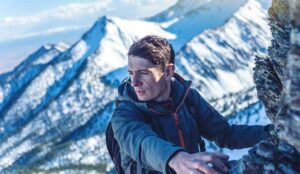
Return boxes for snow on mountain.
[0,0,272,172]
[0,42,69,111]
[176,0,271,99]
[149,0,248,50]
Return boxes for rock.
[253,55,282,122]
[278,0,300,153]
[228,140,300,174]
[228,0,300,173]
[267,0,291,82]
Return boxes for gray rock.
[253,55,282,122]
[229,0,300,173]
[278,0,300,154]
[228,140,300,174]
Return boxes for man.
[111,35,272,174]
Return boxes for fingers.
[193,161,218,174]
[212,152,229,160]
[194,152,228,173]
[209,157,228,173]
[190,169,205,174]
[170,152,229,174]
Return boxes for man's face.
[128,55,167,102]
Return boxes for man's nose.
[131,76,143,87]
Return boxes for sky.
[0,0,177,74]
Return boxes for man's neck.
[154,81,171,102]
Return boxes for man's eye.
[140,72,149,75]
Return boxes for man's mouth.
[136,90,146,94]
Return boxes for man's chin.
[137,95,150,102]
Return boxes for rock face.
[228,140,300,173]
[228,0,300,173]
[278,0,300,154]
[254,0,290,123]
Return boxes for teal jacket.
[111,73,271,174]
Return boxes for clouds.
[122,0,156,6]
[1,0,111,27]
[0,0,114,42]
[9,25,90,40]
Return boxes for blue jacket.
[111,73,271,174]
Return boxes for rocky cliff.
[228,0,300,173]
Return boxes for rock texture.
[278,0,300,154]
[254,0,291,123]
[228,0,300,173]
[228,140,300,173]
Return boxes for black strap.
[125,161,141,174]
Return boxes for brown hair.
[128,35,175,71]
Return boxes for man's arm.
[189,89,273,149]
[111,101,184,174]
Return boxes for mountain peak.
[149,0,249,51]
[40,41,68,51]
[148,0,212,22]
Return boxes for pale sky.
[0,0,177,74]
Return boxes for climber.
[109,35,273,174]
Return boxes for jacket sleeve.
[189,89,273,149]
[111,101,184,173]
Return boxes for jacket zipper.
[171,112,185,148]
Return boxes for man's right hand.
[168,151,229,174]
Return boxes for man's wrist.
[167,150,184,170]
[168,150,189,171]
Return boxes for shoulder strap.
[106,122,125,174]
[186,91,206,152]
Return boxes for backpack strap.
[185,91,206,152]
[106,122,125,174]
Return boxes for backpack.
[105,93,205,174]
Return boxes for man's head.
[127,35,175,102]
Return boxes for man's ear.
[165,64,175,80]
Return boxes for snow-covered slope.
[149,0,248,50]
[0,0,271,172]
[176,0,271,98]
[0,42,69,111]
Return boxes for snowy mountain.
[0,0,271,173]
[149,0,249,50]
[0,42,69,113]
[176,0,271,98]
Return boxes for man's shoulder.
[112,100,145,119]
[114,100,138,112]
[186,88,211,110]
[187,88,202,100]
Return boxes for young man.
[111,35,273,174]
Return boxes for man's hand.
[168,151,229,174]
